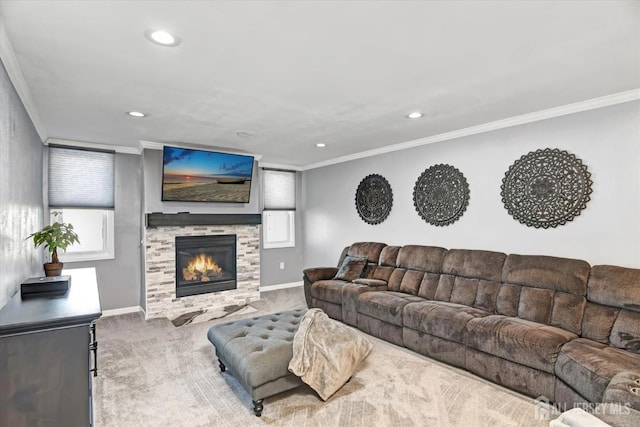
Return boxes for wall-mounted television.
[161,146,254,203]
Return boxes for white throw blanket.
[288,308,372,401]
[550,408,612,427]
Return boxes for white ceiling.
[1,1,639,168]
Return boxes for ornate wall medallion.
[500,148,592,228]
[413,164,469,226]
[355,174,393,225]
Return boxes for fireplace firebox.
[175,234,237,298]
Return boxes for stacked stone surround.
[144,224,260,320]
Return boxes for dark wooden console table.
[0,268,102,427]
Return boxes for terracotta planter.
[44,262,64,277]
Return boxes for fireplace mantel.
[146,213,261,227]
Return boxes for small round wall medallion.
[413,164,469,226]
[355,174,393,225]
[500,148,592,228]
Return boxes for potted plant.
[27,212,80,277]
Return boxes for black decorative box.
[21,275,71,296]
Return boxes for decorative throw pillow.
[333,255,368,281]
[289,308,372,401]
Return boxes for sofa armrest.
[303,267,339,283]
[303,267,339,308]
[353,278,388,288]
[603,371,640,412]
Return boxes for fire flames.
[182,253,222,282]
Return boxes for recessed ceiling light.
[127,111,147,118]
[144,29,181,47]
[407,112,424,119]
[236,131,255,138]
[316,143,327,148]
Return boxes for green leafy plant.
[27,212,80,264]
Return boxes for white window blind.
[263,169,296,210]
[48,146,115,208]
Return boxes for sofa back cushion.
[387,245,447,294]
[429,249,506,312]
[497,254,590,334]
[583,265,640,353]
[442,249,506,311]
[348,242,387,279]
[372,246,401,282]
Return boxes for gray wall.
[302,101,640,270]
[0,60,43,309]
[67,153,142,311]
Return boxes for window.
[48,145,115,261]
[50,209,115,262]
[262,169,296,249]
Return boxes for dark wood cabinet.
[0,268,102,427]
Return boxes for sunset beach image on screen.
[161,146,254,203]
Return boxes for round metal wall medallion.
[355,174,393,225]
[500,148,592,228]
[413,164,469,226]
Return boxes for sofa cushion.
[334,255,368,281]
[518,287,554,325]
[502,254,590,295]
[555,338,640,403]
[416,272,441,300]
[474,280,501,313]
[588,265,640,313]
[551,292,587,336]
[379,245,401,267]
[499,254,589,332]
[347,242,387,263]
[403,301,491,344]
[387,268,407,292]
[311,280,347,304]
[371,246,401,283]
[449,277,479,307]
[496,283,521,317]
[396,245,447,271]
[581,302,620,345]
[357,291,424,326]
[399,270,425,295]
[442,249,506,282]
[466,315,577,373]
[610,310,640,354]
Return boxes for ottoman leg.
[218,360,226,372]
[252,399,264,417]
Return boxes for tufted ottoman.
[206,308,307,416]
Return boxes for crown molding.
[46,138,140,154]
[0,19,48,142]
[301,89,640,171]
[139,139,263,160]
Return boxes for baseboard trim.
[260,281,303,291]
[102,306,142,317]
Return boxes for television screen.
[161,146,254,203]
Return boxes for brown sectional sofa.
[303,242,640,413]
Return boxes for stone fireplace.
[144,214,261,320]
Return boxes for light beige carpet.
[94,287,547,427]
